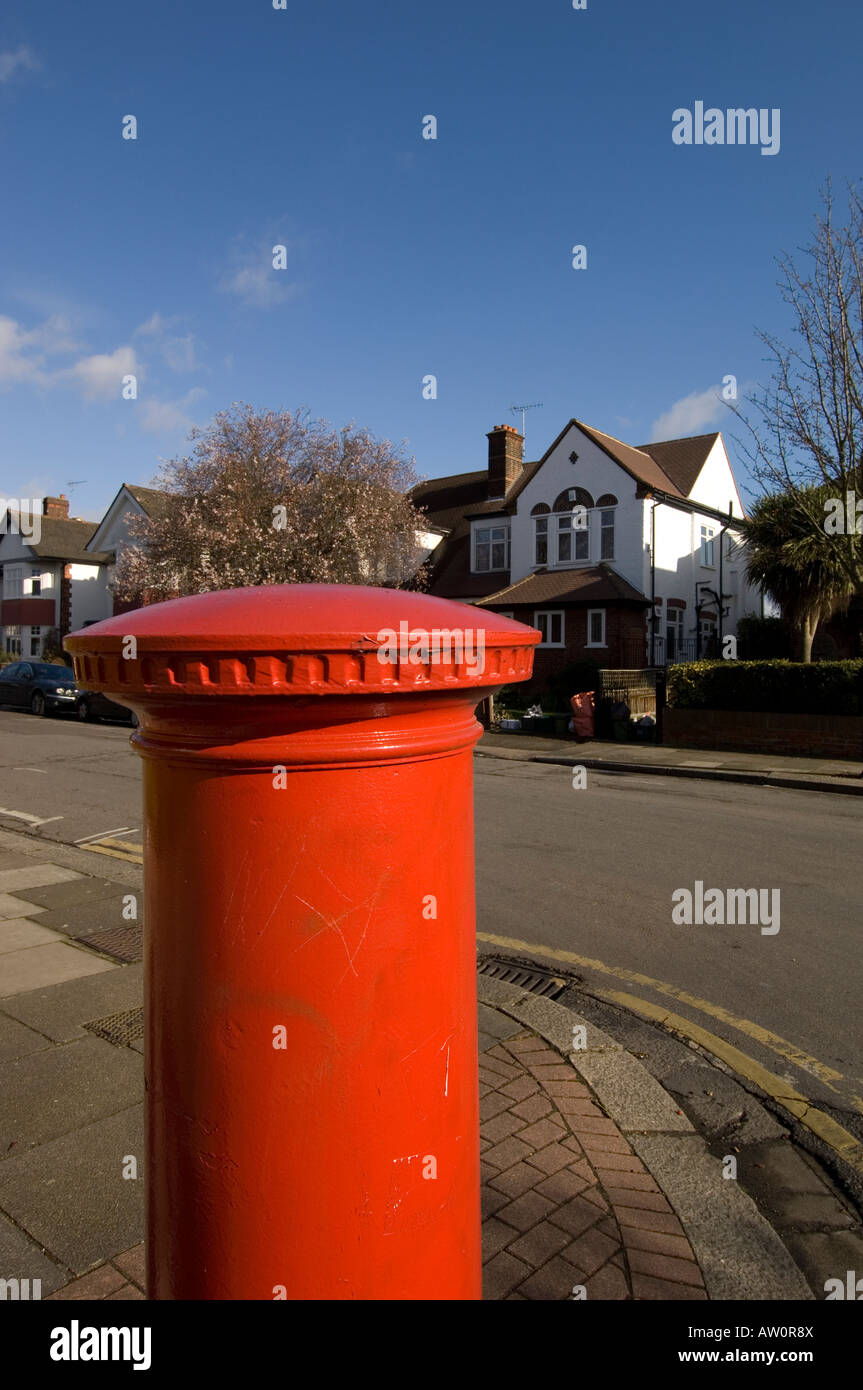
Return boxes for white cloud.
[650,386,726,441]
[0,314,79,386]
[134,312,166,336]
[219,242,302,308]
[161,334,198,372]
[139,387,206,435]
[0,313,209,437]
[0,46,39,84]
[63,346,140,400]
[134,312,199,372]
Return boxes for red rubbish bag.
[569,690,595,738]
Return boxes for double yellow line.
[478,930,863,1177]
[80,836,143,865]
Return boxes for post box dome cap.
[64,584,538,699]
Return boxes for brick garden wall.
[664,707,863,761]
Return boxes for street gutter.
[476,747,863,797]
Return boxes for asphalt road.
[0,708,142,850]
[0,707,860,1132]
[475,757,863,1126]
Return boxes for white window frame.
[555,509,589,566]
[700,524,715,567]
[600,508,615,561]
[533,515,548,567]
[586,608,606,648]
[29,625,41,657]
[472,521,511,573]
[3,564,26,599]
[533,609,565,647]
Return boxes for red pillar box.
[66,586,538,1301]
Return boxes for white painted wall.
[468,424,763,649]
[90,497,143,565]
[69,563,111,628]
[508,423,645,592]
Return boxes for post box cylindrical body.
[66,586,536,1300]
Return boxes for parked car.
[0,661,78,716]
[76,689,138,727]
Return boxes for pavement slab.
[0,1104,144,1274]
[0,1012,54,1062]
[0,941,116,998]
[0,1033,143,1152]
[0,962,144,1042]
[0,1212,68,1296]
[18,878,132,912]
[0,866,82,894]
[0,918,66,954]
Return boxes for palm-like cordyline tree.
[743,484,860,661]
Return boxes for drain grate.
[76,924,143,963]
[478,956,568,1000]
[84,1007,144,1049]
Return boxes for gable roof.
[637,433,720,497]
[125,485,171,520]
[412,421,737,602]
[411,424,725,527]
[569,422,684,497]
[85,482,172,556]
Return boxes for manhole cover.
[478,956,568,1000]
[76,924,143,963]
[84,1007,144,1048]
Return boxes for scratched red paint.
[66,585,538,1300]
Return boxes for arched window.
[551,490,590,565]
[553,487,594,511]
[596,493,618,508]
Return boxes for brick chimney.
[487,425,524,500]
[43,495,69,519]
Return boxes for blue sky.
[1,0,860,521]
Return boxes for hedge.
[665,659,863,716]
[736,616,792,661]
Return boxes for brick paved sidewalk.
[41,1023,707,1302]
[45,1246,145,1301]
[480,1032,706,1300]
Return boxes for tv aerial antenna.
[510,402,543,437]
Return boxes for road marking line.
[74,827,132,844]
[477,931,845,1089]
[13,767,47,774]
[96,837,141,852]
[80,842,143,865]
[0,805,64,828]
[596,986,863,1178]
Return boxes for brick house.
[413,418,762,692]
